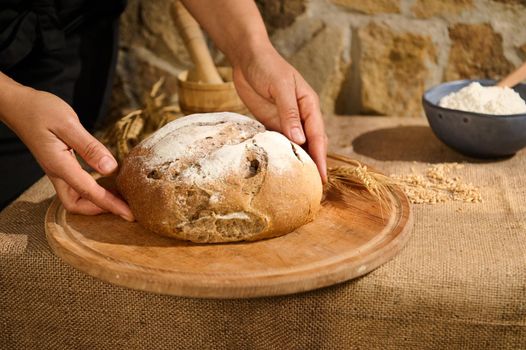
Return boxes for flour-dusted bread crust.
[116,112,323,243]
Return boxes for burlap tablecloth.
[1,116,525,349]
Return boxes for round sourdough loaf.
[116,112,323,243]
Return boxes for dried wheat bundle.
[325,155,397,208]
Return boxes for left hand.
[0,85,134,220]
[232,46,328,182]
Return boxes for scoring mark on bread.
[290,142,303,163]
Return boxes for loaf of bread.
[116,112,323,243]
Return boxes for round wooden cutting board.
[45,154,413,299]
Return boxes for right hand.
[4,86,134,221]
[232,47,328,182]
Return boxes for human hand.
[2,86,134,220]
[232,45,328,182]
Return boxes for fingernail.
[99,156,117,174]
[120,214,135,222]
[321,171,327,183]
[291,128,306,144]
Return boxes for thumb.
[58,119,118,175]
[270,82,306,145]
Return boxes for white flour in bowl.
[439,82,526,115]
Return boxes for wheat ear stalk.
[324,158,397,209]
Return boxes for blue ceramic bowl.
[423,79,526,158]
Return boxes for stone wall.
[110,0,526,120]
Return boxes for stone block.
[271,18,325,58]
[255,0,306,33]
[411,0,473,18]
[330,0,400,14]
[357,22,437,117]
[444,23,513,81]
[288,26,349,116]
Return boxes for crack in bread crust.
[290,142,303,163]
[175,211,267,242]
[245,141,269,204]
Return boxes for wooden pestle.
[170,1,223,84]
[497,61,526,88]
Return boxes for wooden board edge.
[44,155,414,299]
[45,192,413,299]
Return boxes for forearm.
[180,0,273,67]
[0,72,26,126]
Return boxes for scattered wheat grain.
[391,163,482,204]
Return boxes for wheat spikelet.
[325,157,397,209]
[115,110,144,161]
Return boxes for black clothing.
[0,0,126,209]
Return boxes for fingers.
[52,150,135,221]
[57,118,118,176]
[50,176,107,215]
[297,82,328,183]
[269,76,306,145]
[307,132,328,184]
[235,63,327,182]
